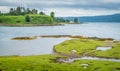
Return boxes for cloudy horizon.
[0,0,120,17]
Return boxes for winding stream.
[56,56,120,63]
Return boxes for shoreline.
[0,23,64,26]
[53,50,120,60]
[52,36,120,59]
[11,35,115,41]
[2,35,120,61]
[53,45,120,59]
[11,35,117,41]
[40,35,114,41]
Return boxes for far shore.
[0,22,85,27]
[0,23,64,26]
[11,35,116,41]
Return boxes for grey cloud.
[0,0,120,10]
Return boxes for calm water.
[0,22,120,56]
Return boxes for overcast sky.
[0,0,120,17]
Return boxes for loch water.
[0,22,120,56]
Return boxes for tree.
[25,15,30,22]
[21,7,26,15]
[50,12,55,20]
[9,8,14,15]
[16,6,21,15]
[26,8,32,14]
[35,9,38,14]
[39,11,45,15]
[0,11,1,15]
[55,18,66,23]
[9,8,15,15]
[74,18,78,23]
[32,9,37,14]
[66,19,70,23]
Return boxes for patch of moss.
[0,54,119,71]
[54,39,120,59]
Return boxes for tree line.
[0,6,78,23]
[0,6,48,16]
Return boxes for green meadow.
[0,54,120,71]
[0,38,120,71]
[54,39,120,59]
[0,15,53,24]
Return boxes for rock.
[55,58,66,63]
[71,50,77,53]
[81,64,89,69]
[96,46,112,51]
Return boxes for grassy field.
[0,16,25,24]
[0,15,53,24]
[54,39,120,59]
[30,15,53,24]
[0,54,120,71]
[0,38,120,71]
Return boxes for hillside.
[65,13,120,22]
[0,15,53,24]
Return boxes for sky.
[0,0,120,17]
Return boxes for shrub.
[16,20,21,23]
[0,20,2,23]
[31,15,53,24]
[25,15,30,22]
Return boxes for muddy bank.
[11,36,37,40]
[11,35,116,41]
[40,35,114,41]
[40,35,88,39]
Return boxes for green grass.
[0,54,120,71]
[0,15,53,24]
[0,38,119,71]
[0,16,25,24]
[93,43,120,58]
[54,39,120,58]
[30,15,53,24]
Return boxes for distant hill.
[64,13,120,22]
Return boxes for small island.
[54,37,120,59]
[0,6,80,26]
